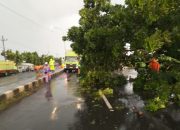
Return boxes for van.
[18,63,34,72]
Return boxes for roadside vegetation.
[64,0,180,112]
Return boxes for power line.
[0,1,50,31]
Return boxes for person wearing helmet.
[43,62,52,100]
[43,62,51,83]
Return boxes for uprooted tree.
[64,0,180,111]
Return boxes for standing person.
[43,62,51,83]
[149,58,160,72]
[43,62,52,100]
[35,65,43,79]
[49,58,55,72]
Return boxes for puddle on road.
[68,68,180,130]
[118,68,144,111]
[0,72,179,130]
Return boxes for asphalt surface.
[0,72,36,95]
[0,69,63,95]
[0,70,179,130]
[0,73,84,130]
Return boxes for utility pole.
[64,42,66,55]
[63,41,66,61]
[1,36,8,61]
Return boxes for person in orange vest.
[35,65,43,79]
[149,58,160,72]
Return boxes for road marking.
[76,103,81,110]
[52,107,57,114]
[51,107,58,121]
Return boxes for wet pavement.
[0,69,62,95]
[0,72,36,94]
[0,73,84,130]
[115,68,180,130]
[0,71,179,130]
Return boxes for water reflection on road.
[0,71,179,130]
[119,68,145,110]
[68,68,179,130]
[45,82,53,101]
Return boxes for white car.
[18,63,34,72]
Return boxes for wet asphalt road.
[0,69,63,95]
[0,71,179,130]
[0,72,36,95]
[0,73,84,130]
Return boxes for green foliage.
[64,0,127,90]
[80,70,127,89]
[126,0,180,111]
[80,70,111,89]
[144,30,171,53]
[111,74,127,88]
[1,50,61,65]
[146,97,167,112]
[64,0,180,111]
[101,88,113,97]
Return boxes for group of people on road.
[42,59,55,100]
[35,58,55,82]
[34,58,56,100]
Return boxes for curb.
[0,69,63,103]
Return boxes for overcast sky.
[0,0,124,59]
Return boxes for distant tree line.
[1,50,62,65]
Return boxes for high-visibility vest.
[149,58,160,72]
[49,59,55,71]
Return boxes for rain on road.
[0,71,179,130]
[0,73,85,130]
